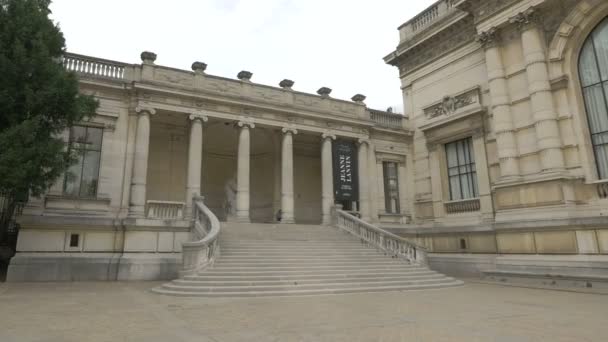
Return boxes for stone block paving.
[0,281,606,341]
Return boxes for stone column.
[185,113,208,217]
[129,106,156,217]
[281,128,298,224]
[321,133,336,225]
[512,9,565,172]
[478,28,520,181]
[236,121,255,223]
[358,139,371,222]
[367,142,379,222]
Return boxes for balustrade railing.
[369,110,404,130]
[181,196,221,276]
[146,200,185,219]
[63,53,126,80]
[444,198,480,214]
[598,181,608,199]
[399,0,459,42]
[333,208,427,265]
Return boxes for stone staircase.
[153,223,462,297]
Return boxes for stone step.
[221,250,383,256]
[187,269,436,280]
[162,277,458,293]
[152,280,464,297]
[481,270,608,292]
[206,264,416,272]
[175,274,448,286]
[217,256,390,262]
[155,223,461,297]
[196,268,431,278]
[214,257,405,264]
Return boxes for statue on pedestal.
[224,175,237,220]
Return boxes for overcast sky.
[50,0,436,112]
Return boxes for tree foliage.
[0,0,98,199]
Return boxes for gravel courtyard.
[0,281,606,342]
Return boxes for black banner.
[332,140,359,201]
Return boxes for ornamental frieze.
[423,87,480,118]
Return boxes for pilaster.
[477,27,521,182]
[511,8,565,174]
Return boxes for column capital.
[321,132,336,141]
[135,106,157,116]
[476,27,500,49]
[237,121,255,129]
[358,138,371,146]
[282,127,298,135]
[509,8,540,31]
[189,113,209,123]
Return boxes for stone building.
[384,0,608,277]
[7,0,608,283]
[7,51,414,281]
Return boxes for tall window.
[445,137,478,200]
[63,126,103,197]
[382,162,400,214]
[579,17,608,179]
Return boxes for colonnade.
[127,112,374,224]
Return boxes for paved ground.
[0,281,606,342]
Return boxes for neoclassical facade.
[8,0,608,282]
[385,0,608,276]
[7,51,413,281]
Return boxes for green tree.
[0,0,97,230]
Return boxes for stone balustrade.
[398,0,458,43]
[333,208,427,265]
[63,53,127,80]
[62,52,372,123]
[180,197,221,276]
[369,109,405,130]
[146,200,185,219]
[444,198,481,214]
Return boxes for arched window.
[580,17,608,179]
